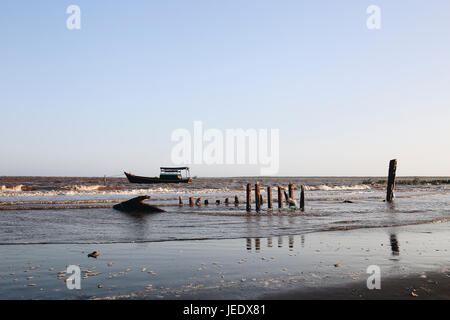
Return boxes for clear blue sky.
[1,1,449,177]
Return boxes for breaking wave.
[305,184,372,191]
[0,185,24,192]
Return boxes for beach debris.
[141,268,147,272]
[410,289,419,297]
[26,276,33,280]
[98,284,103,288]
[334,264,341,267]
[284,191,298,209]
[48,268,55,271]
[113,196,165,213]
[107,262,114,267]
[27,283,37,287]
[147,271,156,275]
[88,251,99,258]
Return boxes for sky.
[1,0,449,177]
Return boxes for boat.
[124,167,193,184]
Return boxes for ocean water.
[1,176,449,245]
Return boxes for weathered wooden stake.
[178,196,183,206]
[300,185,305,211]
[189,197,194,207]
[386,159,398,202]
[277,186,283,208]
[255,182,261,212]
[246,183,252,212]
[267,186,273,209]
[225,198,229,205]
[204,199,209,205]
[216,200,221,205]
[288,182,294,200]
[234,195,239,206]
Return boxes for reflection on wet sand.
[390,233,400,256]
[246,235,304,251]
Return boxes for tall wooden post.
[386,159,398,202]
[234,195,239,206]
[267,186,272,209]
[300,185,305,211]
[288,182,294,200]
[178,196,183,206]
[278,186,283,208]
[189,197,194,207]
[255,182,261,212]
[246,184,252,212]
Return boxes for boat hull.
[124,172,192,184]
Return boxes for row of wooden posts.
[180,182,306,212]
[178,159,398,211]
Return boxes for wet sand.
[261,271,450,300]
[0,221,449,300]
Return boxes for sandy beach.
[1,220,448,300]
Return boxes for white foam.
[305,185,372,191]
[0,185,24,192]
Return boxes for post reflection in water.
[255,238,261,252]
[245,235,305,252]
[278,236,283,248]
[390,233,400,256]
[289,235,294,251]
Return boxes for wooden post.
[204,199,209,205]
[216,200,221,205]
[386,159,398,202]
[288,182,294,200]
[267,186,272,209]
[300,185,305,211]
[246,183,252,212]
[178,196,183,206]
[234,195,239,206]
[189,197,194,207]
[225,198,229,205]
[255,182,261,212]
[277,186,283,208]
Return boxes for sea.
[1,176,450,245]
